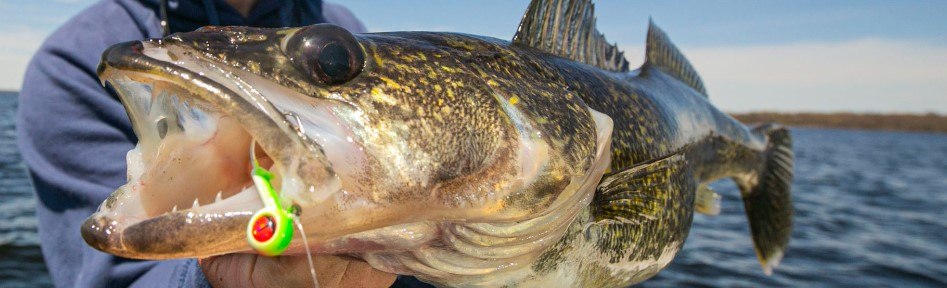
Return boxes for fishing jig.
[246,142,294,256]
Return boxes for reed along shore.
[731,112,947,134]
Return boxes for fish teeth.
[172,205,178,212]
[192,198,200,209]
[215,191,223,203]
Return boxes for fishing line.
[293,215,319,288]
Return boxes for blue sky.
[1,0,945,113]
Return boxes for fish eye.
[314,43,351,84]
[286,24,365,85]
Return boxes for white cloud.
[0,26,49,91]
[622,39,947,113]
[3,25,944,113]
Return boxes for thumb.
[199,253,396,288]
[199,254,260,287]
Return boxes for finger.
[200,254,396,288]
[329,257,397,288]
[202,254,312,288]
[296,255,396,288]
[199,254,256,287]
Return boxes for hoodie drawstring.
[202,0,221,26]
[160,0,169,36]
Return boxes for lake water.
[1,92,944,287]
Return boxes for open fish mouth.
[81,40,334,259]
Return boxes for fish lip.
[81,210,253,260]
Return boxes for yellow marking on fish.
[509,96,520,105]
[246,61,261,74]
[487,79,498,87]
[440,66,457,73]
[445,37,477,50]
[371,87,398,105]
[373,52,385,67]
[275,29,296,36]
[395,63,418,73]
[433,84,442,92]
[379,76,402,90]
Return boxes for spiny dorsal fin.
[513,0,629,72]
[645,20,708,97]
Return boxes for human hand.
[199,253,397,288]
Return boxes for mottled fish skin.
[86,5,792,286]
[184,28,757,285]
[508,53,770,286]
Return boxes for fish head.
[83,24,612,261]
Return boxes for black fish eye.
[287,24,365,85]
[314,42,351,84]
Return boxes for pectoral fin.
[589,154,696,264]
[695,185,721,216]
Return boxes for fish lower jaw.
[81,145,268,259]
[160,182,264,217]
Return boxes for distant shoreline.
[731,112,947,134]
[3,90,943,134]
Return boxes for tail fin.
[734,124,794,275]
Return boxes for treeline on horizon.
[731,112,947,134]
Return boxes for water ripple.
[1,93,945,287]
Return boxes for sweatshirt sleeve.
[322,1,369,33]
[15,1,209,287]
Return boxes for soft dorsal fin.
[645,20,708,96]
[513,0,629,72]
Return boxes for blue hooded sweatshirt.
[16,0,365,287]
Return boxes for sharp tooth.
[216,191,223,202]
[172,205,178,212]
[192,198,200,209]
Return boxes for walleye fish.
[82,0,793,286]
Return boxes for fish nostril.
[156,117,169,139]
